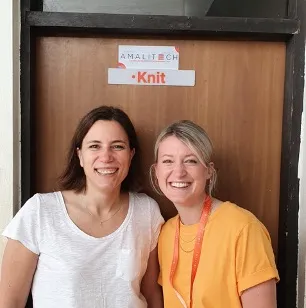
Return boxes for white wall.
[297,48,306,308]
[0,0,20,259]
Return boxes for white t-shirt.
[2,192,164,308]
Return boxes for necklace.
[170,195,212,308]
[178,199,214,250]
[84,202,123,226]
[179,235,196,252]
[179,235,196,243]
[179,243,195,253]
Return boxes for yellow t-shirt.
[158,202,279,308]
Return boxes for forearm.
[0,274,31,308]
[241,279,277,308]
[0,290,26,308]
[0,240,37,308]
[145,285,163,308]
[141,247,163,308]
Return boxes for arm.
[235,221,279,306]
[0,239,38,308]
[241,279,276,308]
[141,247,163,308]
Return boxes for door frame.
[21,0,305,307]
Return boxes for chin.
[165,195,190,207]
[96,183,118,192]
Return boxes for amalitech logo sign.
[108,45,195,87]
[118,46,180,70]
[119,52,179,63]
[108,69,195,86]
[132,71,166,84]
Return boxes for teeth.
[96,169,117,175]
[171,182,190,188]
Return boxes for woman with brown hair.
[0,106,164,308]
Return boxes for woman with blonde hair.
[151,120,279,308]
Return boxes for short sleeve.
[2,194,40,255]
[236,221,279,295]
[149,198,165,252]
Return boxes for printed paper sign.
[118,45,179,70]
[108,68,195,87]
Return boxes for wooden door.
[34,36,285,252]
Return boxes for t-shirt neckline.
[56,191,134,241]
[178,201,229,235]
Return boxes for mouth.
[169,182,191,188]
[95,168,118,176]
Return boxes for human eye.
[162,159,173,164]
[89,144,100,150]
[185,158,198,164]
[112,144,126,151]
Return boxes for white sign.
[108,68,195,87]
[118,45,179,70]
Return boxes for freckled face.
[77,120,134,192]
[155,136,211,207]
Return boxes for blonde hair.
[150,120,217,196]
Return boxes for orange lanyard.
[169,196,212,308]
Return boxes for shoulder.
[130,192,164,225]
[2,192,61,253]
[19,191,61,217]
[32,191,60,208]
[36,191,61,203]
[159,215,177,238]
[216,202,261,224]
[214,201,269,235]
[131,192,160,212]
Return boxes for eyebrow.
[111,140,128,144]
[86,140,102,144]
[86,140,128,144]
[161,154,197,158]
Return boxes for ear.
[207,162,215,179]
[130,148,135,162]
[153,162,159,179]
[150,163,161,194]
[77,147,84,168]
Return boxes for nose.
[98,148,113,163]
[172,162,187,177]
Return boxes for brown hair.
[58,106,142,192]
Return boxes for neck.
[83,186,122,216]
[176,195,210,225]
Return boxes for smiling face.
[77,120,135,193]
[155,135,212,208]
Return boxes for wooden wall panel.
[35,37,285,251]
